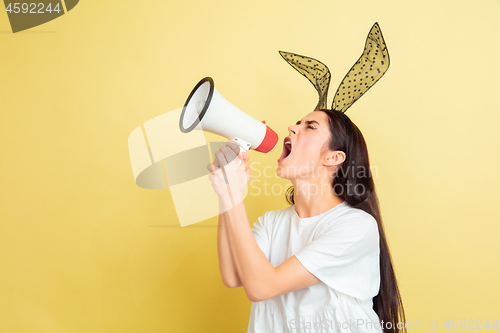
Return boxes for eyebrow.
[296,120,320,126]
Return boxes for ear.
[331,22,390,113]
[323,150,346,168]
[279,51,331,110]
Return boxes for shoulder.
[323,204,378,239]
[265,205,294,223]
[338,205,377,226]
[254,206,293,228]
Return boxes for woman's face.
[277,110,340,180]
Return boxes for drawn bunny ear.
[331,22,390,113]
[279,51,331,110]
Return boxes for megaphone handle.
[232,137,251,167]
[220,137,250,185]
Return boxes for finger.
[222,145,239,161]
[207,163,218,173]
[220,146,239,165]
[240,151,249,161]
[226,141,241,155]
[213,147,228,168]
[239,151,250,168]
[215,150,229,168]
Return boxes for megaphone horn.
[179,77,279,162]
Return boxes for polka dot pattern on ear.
[332,22,390,113]
[279,51,331,110]
[279,22,390,114]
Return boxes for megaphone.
[179,77,279,166]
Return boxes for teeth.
[285,142,292,150]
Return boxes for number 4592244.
[6,3,61,14]
[443,319,498,329]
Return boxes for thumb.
[239,151,249,159]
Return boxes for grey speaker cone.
[179,77,214,133]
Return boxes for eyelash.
[296,122,316,130]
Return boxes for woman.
[206,22,406,333]
[207,109,406,333]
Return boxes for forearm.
[217,200,242,288]
[222,195,277,302]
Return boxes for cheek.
[300,138,324,156]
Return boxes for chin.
[276,167,283,178]
[276,164,290,180]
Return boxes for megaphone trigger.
[232,137,251,167]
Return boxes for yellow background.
[1,0,499,332]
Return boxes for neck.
[291,176,344,218]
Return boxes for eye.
[295,120,316,129]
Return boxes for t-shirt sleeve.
[294,212,380,301]
[251,212,271,261]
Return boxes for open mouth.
[278,138,292,162]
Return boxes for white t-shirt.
[247,201,383,333]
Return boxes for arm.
[208,141,320,302]
[222,196,321,302]
[217,199,242,288]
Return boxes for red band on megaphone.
[254,124,278,153]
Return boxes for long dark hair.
[285,109,406,333]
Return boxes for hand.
[206,140,251,206]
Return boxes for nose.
[288,124,297,135]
